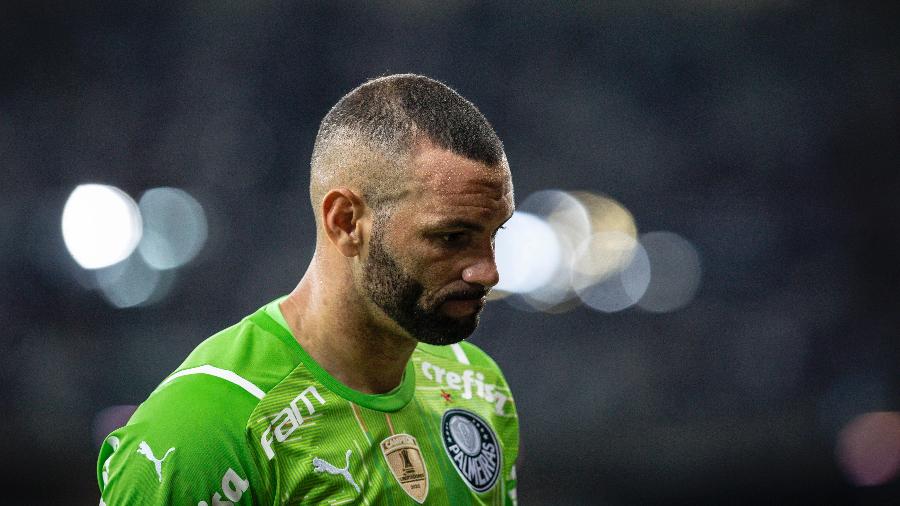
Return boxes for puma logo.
[137,441,175,483]
[312,449,360,493]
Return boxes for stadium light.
[836,411,900,487]
[573,231,650,313]
[494,211,561,294]
[137,187,208,270]
[637,231,702,313]
[61,184,143,269]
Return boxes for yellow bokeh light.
[569,192,638,283]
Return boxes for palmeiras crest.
[380,433,429,503]
[441,409,501,493]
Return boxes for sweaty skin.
[280,140,514,395]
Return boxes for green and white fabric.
[97,298,519,505]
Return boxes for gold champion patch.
[380,433,429,503]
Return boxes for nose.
[461,253,500,288]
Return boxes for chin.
[411,314,479,346]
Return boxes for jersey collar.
[260,296,416,412]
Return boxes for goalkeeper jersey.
[97,298,519,505]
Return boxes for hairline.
[312,130,508,215]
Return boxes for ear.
[321,188,367,257]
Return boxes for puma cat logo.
[312,449,360,493]
[137,441,175,483]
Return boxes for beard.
[362,222,484,346]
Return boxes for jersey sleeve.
[97,374,273,506]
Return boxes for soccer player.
[97,74,519,505]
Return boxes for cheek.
[401,239,468,287]
[402,240,445,274]
[419,259,466,290]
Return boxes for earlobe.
[322,188,367,257]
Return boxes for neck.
[279,255,417,394]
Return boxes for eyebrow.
[428,219,486,233]
[427,213,515,233]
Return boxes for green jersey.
[97,298,519,505]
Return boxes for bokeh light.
[571,191,637,240]
[494,211,561,295]
[95,254,174,308]
[568,192,643,313]
[637,231,702,312]
[836,411,900,487]
[495,189,657,314]
[61,185,208,308]
[137,187,208,270]
[571,229,640,286]
[573,232,651,312]
[511,190,591,310]
[521,190,592,247]
[61,184,142,269]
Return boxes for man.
[97,74,519,505]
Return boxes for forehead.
[405,143,514,220]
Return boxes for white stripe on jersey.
[161,365,265,399]
[450,343,470,365]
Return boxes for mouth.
[438,296,485,318]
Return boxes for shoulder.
[98,375,269,504]
[169,306,303,394]
[130,306,302,438]
[98,304,301,504]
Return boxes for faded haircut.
[310,74,506,219]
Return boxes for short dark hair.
[317,74,504,168]
[310,74,506,216]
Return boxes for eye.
[439,232,468,245]
[428,230,472,249]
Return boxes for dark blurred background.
[2,1,899,504]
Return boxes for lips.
[439,297,485,317]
